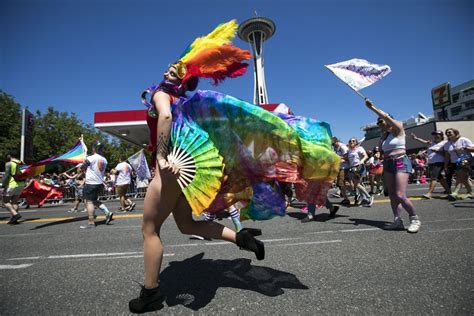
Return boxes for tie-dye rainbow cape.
[16,140,87,180]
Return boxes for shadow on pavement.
[287,211,348,222]
[344,218,390,229]
[30,216,107,230]
[159,252,308,311]
[452,201,474,208]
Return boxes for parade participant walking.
[2,150,25,224]
[300,200,340,222]
[79,141,113,229]
[129,20,339,313]
[443,128,473,200]
[62,171,87,212]
[112,155,136,212]
[367,147,384,195]
[346,138,373,207]
[365,99,420,233]
[332,137,350,205]
[411,131,450,199]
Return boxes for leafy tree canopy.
[0,91,140,172]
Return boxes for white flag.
[325,58,391,91]
[128,150,151,182]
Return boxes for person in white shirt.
[443,128,473,200]
[346,138,373,207]
[112,155,136,212]
[79,141,113,228]
[332,137,350,205]
[411,131,450,199]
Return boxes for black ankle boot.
[236,229,265,260]
[240,227,262,236]
[129,285,165,314]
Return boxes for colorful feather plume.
[176,19,251,85]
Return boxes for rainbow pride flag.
[17,140,87,180]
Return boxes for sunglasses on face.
[446,131,453,135]
[349,140,357,143]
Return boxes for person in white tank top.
[365,98,421,233]
[411,131,450,199]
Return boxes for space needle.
[238,15,276,106]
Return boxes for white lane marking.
[340,228,380,233]
[168,243,199,248]
[428,228,474,233]
[261,237,301,242]
[0,264,34,269]
[0,232,53,238]
[7,256,42,260]
[204,241,231,246]
[6,253,174,261]
[48,251,144,259]
[425,218,474,223]
[271,240,342,247]
[90,254,174,260]
[304,230,336,235]
[0,210,38,214]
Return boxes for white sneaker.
[385,217,405,230]
[407,215,421,233]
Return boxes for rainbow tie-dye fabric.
[169,90,340,220]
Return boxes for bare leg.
[369,174,375,193]
[142,172,181,289]
[172,196,237,242]
[439,178,450,193]
[86,200,95,225]
[394,172,416,216]
[384,172,401,218]
[426,180,438,196]
[120,195,126,210]
[72,199,80,210]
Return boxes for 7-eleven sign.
[431,83,451,110]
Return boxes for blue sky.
[1,0,472,144]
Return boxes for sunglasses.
[349,140,357,143]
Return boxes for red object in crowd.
[20,180,64,207]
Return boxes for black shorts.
[83,184,103,201]
[428,163,444,181]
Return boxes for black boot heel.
[129,285,165,314]
[236,229,265,260]
[240,227,262,236]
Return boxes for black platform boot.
[239,227,262,236]
[236,229,265,260]
[129,285,165,314]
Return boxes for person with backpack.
[2,150,26,224]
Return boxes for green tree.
[1,92,142,173]
[0,91,22,171]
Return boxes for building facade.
[434,80,474,121]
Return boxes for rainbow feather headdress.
[171,19,251,85]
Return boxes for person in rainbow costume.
[130,20,339,313]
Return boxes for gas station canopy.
[94,103,290,148]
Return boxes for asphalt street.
[1,184,473,315]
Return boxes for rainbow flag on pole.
[16,139,87,180]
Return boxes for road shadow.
[287,211,348,222]
[30,215,107,230]
[336,218,390,229]
[159,253,308,311]
[452,201,474,208]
